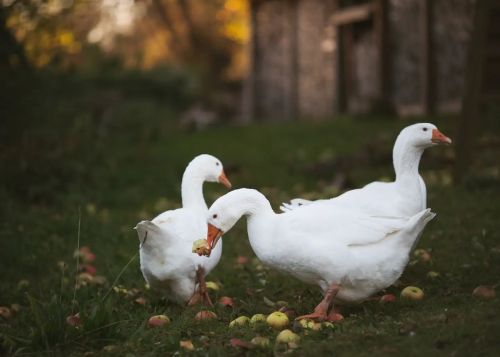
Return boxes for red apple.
[195,310,217,321]
[148,314,170,327]
[218,296,234,307]
[472,285,496,300]
[379,294,397,303]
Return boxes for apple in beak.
[431,129,452,145]
[207,223,223,251]
[218,171,232,189]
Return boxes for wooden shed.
[242,0,476,121]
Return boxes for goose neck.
[181,167,207,210]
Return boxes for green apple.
[266,311,289,330]
[229,316,250,327]
[401,286,424,300]
[205,281,220,291]
[276,329,300,344]
[298,318,322,331]
[251,336,270,348]
[427,271,440,279]
[250,313,267,324]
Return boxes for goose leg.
[296,283,340,322]
[187,267,213,307]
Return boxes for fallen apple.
[218,296,234,307]
[236,256,249,265]
[276,329,300,344]
[251,336,270,348]
[81,264,97,276]
[134,297,146,305]
[180,340,195,351]
[298,319,322,331]
[379,294,397,303]
[192,239,211,256]
[205,281,220,291]
[195,310,217,321]
[414,249,431,262]
[148,314,170,327]
[17,279,29,290]
[250,313,267,325]
[266,311,289,330]
[66,313,81,327]
[229,316,250,327]
[322,322,335,329]
[401,286,424,301]
[427,271,440,279]
[0,306,12,320]
[472,285,496,300]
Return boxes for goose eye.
[212,214,218,219]
[216,162,220,166]
[422,127,428,132]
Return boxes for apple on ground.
[427,271,440,279]
[195,310,217,321]
[401,286,424,300]
[148,314,170,327]
[218,296,234,307]
[0,307,12,320]
[379,294,397,303]
[276,329,300,344]
[229,316,250,327]
[205,281,220,291]
[250,313,267,324]
[266,311,289,330]
[180,340,195,351]
[251,336,270,348]
[472,285,496,300]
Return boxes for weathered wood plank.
[331,3,374,26]
[420,0,434,114]
[455,0,492,182]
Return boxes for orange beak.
[218,171,232,189]
[431,129,452,145]
[207,223,223,250]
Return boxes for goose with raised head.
[135,154,231,305]
[281,123,451,218]
[203,188,435,321]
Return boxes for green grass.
[0,85,499,356]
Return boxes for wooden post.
[241,0,259,123]
[420,0,434,114]
[454,0,491,182]
[333,0,347,114]
[284,0,298,120]
[374,0,390,109]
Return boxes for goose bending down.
[203,188,435,321]
[280,123,451,218]
[135,154,231,306]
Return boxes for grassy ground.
[0,84,499,356]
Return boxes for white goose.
[135,154,231,305]
[203,188,435,321]
[281,123,451,218]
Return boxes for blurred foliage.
[1,0,249,110]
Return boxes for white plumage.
[135,154,231,305]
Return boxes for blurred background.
[1,1,500,355]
